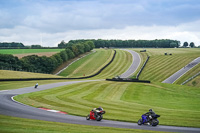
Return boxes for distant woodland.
[0,41,95,74]
[65,39,181,48]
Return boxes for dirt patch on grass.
[14,52,58,59]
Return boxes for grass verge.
[0,70,64,79]
[0,115,168,133]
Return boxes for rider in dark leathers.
[143,109,156,123]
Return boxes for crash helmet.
[149,109,153,112]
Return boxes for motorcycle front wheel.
[96,115,102,121]
[152,119,159,126]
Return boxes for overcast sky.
[0,0,200,47]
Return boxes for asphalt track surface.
[162,57,200,84]
[119,49,141,78]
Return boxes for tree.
[86,41,95,50]
[71,45,79,56]
[170,42,178,48]
[183,42,188,47]
[59,50,68,62]
[0,54,22,70]
[76,43,85,54]
[83,43,90,52]
[189,42,195,48]
[65,48,75,59]
[58,40,66,48]
[31,45,42,48]
[52,53,63,66]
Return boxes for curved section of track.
[119,49,141,78]
[0,80,200,133]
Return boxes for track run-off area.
[0,49,200,133]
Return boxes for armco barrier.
[0,50,116,81]
[136,56,150,79]
[106,78,150,83]
[181,71,200,85]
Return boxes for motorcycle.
[86,110,106,121]
[34,84,38,88]
[138,114,160,126]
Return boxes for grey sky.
[0,0,200,46]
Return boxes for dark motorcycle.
[86,110,106,121]
[138,114,160,126]
[34,84,38,88]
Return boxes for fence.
[136,56,150,79]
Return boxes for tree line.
[0,42,58,49]
[0,42,25,48]
[0,41,95,74]
[66,39,181,48]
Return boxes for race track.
[0,81,200,133]
[119,49,141,78]
[1,50,200,132]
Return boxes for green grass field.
[136,48,200,83]
[186,75,200,87]
[0,115,168,133]
[59,49,133,79]
[0,49,63,54]
[92,49,132,79]
[59,49,114,77]
[15,81,200,128]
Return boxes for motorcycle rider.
[92,106,103,118]
[35,83,38,88]
[143,109,156,124]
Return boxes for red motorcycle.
[86,110,106,121]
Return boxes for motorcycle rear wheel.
[138,119,143,125]
[86,114,90,120]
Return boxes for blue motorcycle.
[138,114,160,126]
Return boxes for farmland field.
[0,49,63,54]
[0,49,64,58]
[15,80,200,128]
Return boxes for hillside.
[136,48,200,83]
